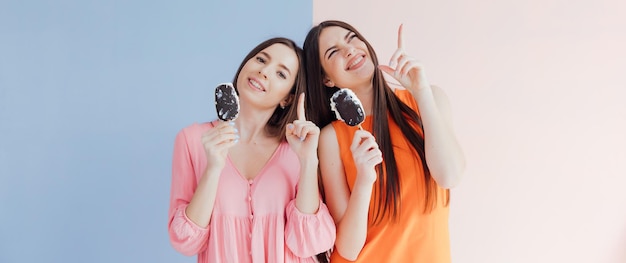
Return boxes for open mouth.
[346,55,365,70]
[248,78,266,92]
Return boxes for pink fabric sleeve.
[168,128,210,256]
[284,199,337,258]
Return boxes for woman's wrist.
[299,158,319,170]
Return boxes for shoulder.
[387,81,405,93]
[386,81,411,98]
[320,123,344,155]
[175,121,217,143]
[319,124,342,169]
[320,123,337,144]
[391,83,451,108]
[387,82,417,108]
[180,121,216,134]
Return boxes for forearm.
[412,86,466,188]
[334,181,373,261]
[185,167,221,228]
[295,158,321,214]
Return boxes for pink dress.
[168,122,336,263]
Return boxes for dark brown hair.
[232,37,306,141]
[303,20,449,224]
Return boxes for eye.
[348,33,357,42]
[328,49,338,59]
[256,56,266,63]
[277,71,287,79]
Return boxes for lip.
[345,54,366,71]
[247,77,266,92]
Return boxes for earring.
[280,104,286,109]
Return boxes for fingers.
[388,45,404,69]
[350,130,379,154]
[296,92,306,121]
[362,148,383,167]
[388,24,405,68]
[350,130,383,168]
[350,131,377,153]
[397,23,405,49]
[378,65,395,76]
[380,56,422,79]
[202,122,238,148]
[287,120,320,141]
[398,59,421,77]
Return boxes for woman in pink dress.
[168,37,336,263]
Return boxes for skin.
[185,43,322,228]
[317,25,466,260]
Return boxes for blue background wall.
[0,1,311,262]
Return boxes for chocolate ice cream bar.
[214,83,240,121]
[330,88,365,128]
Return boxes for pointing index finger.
[397,23,405,49]
[297,92,306,121]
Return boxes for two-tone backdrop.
[1,0,625,262]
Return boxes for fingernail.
[234,139,239,143]
[235,134,240,139]
[300,136,305,141]
[233,128,239,133]
[287,124,294,130]
[229,121,235,126]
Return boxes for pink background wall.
[314,0,626,262]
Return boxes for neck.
[348,83,375,116]
[234,106,277,144]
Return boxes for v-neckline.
[227,141,286,184]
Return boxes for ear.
[280,94,294,109]
[323,76,335,88]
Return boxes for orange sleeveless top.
[329,89,451,263]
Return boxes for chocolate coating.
[330,88,365,127]
[214,83,240,121]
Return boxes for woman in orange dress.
[303,20,466,262]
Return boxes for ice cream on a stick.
[330,88,365,129]
[214,83,240,121]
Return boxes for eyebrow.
[259,51,292,75]
[324,31,353,59]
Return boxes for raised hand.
[350,130,383,186]
[201,121,238,171]
[286,93,320,160]
[378,24,431,92]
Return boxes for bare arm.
[380,24,466,189]
[184,166,222,227]
[319,125,381,260]
[410,85,466,188]
[295,157,321,213]
[289,93,322,214]
[284,94,337,257]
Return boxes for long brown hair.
[231,37,306,141]
[303,20,449,224]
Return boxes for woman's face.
[236,43,299,110]
[317,26,375,89]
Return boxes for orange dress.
[329,89,451,263]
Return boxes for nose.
[344,46,356,58]
[258,66,269,79]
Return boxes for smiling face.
[235,43,300,110]
[318,26,375,90]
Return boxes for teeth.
[349,56,363,69]
[250,79,263,91]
